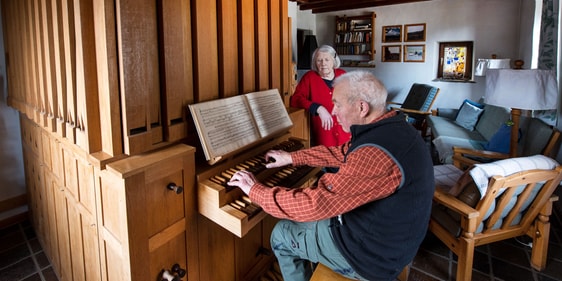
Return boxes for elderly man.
[228,71,434,281]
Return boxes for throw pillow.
[483,123,512,153]
[455,99,484,131]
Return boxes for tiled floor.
[408,185,562,281]
[2,194,561,281]
[0,220,58,281]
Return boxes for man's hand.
[227,170,257,195]
[317,106,333,130]
[264,150,292,168]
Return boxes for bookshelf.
[335,12,376,67]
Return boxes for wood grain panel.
[92,0,122,156]
[217,0,239,97]
[74,0,101,153]
[255,0,269,90]
[159,0,193,142]
[50,0,67,136]
[115,0,161,154]
[192,0,219,102]
[61,0,77,143]
[33,0,48,125]
[269,0,281,95]
[239,0,255,93]
[197,217,236,281]
[40,0,57,131]
[20,1,35,116]
[280,0,290,103]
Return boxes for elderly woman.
[290,45,351,147]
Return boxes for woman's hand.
[317,106,333,130]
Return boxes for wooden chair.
[388,83,440,136]
[430,155,562,281]
[310,262,410,281]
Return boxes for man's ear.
[359,100,369,117]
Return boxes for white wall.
[291,0,535,109]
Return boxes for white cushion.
[469,154,559,198]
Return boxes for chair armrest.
[433,108,459,119]
[433,188,480,220]
[452,146,509,169]
[393,107,432,115]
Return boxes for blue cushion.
[483,123,511,153]
[454,100,484,131]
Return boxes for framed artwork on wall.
[404,23,426,42]
[382,45,401,62]
[437,41,474,81]
[382,25,402,42]
[404,45,425,62]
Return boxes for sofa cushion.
[483,123,512,153]
[474,104,510,141]
[454,99,484,131]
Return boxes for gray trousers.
[270,219,367,281]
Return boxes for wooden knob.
[160,269,180,281]
[171,263,186,278]
[167,183,183,194]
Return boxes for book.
[188,89,293,164]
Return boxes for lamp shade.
[474,58,511,76]
[484,69,558,110]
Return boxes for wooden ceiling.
[289,0,432,13]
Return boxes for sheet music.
[189,96,260,160]
[189,89,293,163]
[246,89,293,137]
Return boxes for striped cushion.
[469,154,559,198]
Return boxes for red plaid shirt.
[249,112,403,222]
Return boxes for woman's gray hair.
[311,45,341,71]
[333,71,388,111]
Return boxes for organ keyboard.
[196,133,321,237]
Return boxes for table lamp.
[484,69,558,157]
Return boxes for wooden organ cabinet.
[2,0,294,280]
[98,145,198,280]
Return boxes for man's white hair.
[333,71,388,111]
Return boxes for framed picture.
[382,45,401,62]
[404,45,425,62]
[437,41,474,80]
[382,25,402,42]
[404,23,426,42]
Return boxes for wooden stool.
[310,263,410,281]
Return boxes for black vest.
[330,112,435,281]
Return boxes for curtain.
[535,0,558,126]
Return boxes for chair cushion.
[454,99,484,131]
[401,83,438,112]
[469,154,558,197]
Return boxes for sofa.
[427,100,558,164]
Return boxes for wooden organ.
[190,90,320,237]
